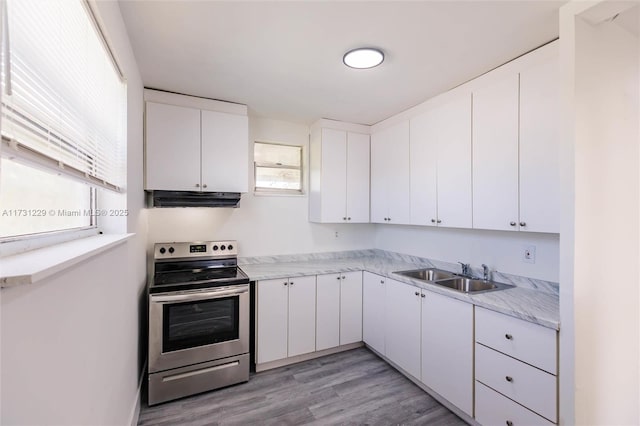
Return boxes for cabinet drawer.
[475,307,557,374]
[475,382,555,426]
[476,344,557,422]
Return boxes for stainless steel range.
[148,240,250,406]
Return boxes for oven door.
[149,284,249,373]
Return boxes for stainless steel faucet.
[458,262,471,277]
[482,264,490,281]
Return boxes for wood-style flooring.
[138,348,467,426]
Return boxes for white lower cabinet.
[362,272,387,355]
[339,272,363,345]
[476,344,557,422]
[316,274,341,351]
[316,271,363,351]
[475,382,554,426]
[256,276,316,363]
[421,291,474,417]
[475,306,558,424]
[288,276,317,357]
[256,278,289,364]
[384,278,421,379]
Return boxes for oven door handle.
[150,287,248,303]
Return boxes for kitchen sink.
[394,268,456,281]
[393,268,514,294]
[432,277,513,293]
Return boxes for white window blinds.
[1,0,125,192]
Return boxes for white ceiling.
[119,1,565,126]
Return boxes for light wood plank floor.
[138,348,467,426]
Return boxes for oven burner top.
[150,254,249,294]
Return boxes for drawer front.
[475,382,555,426]
[475,307,557,374]
[476,343,557,422]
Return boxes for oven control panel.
[154,241,238,259]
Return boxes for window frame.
[253,141,304,196]
[0,0,123,252]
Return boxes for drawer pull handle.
[505,376,513,382]
[414,291,420,296]
[506,421,513,426]
[505,334,513,340]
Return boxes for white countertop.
[240,253,559,330]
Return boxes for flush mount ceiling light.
[343,48,384,69]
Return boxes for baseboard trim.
[129,360,147,426]
[256,342,363,372]
[365,345,479,426]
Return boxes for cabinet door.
[340,271,363,345]
[288,276,316,357]
[409,110,438,226]
[384,279,421,379]
[386,121,411,225]
[346,132,370,223]
[437,93,472,228]
[370,129,389,223]
[201,110,249,192]
[316,274,341,351]
[362,272,386,354]
[472,74,519,231]
[257,278,289,364]
[145,102,201,191]
[320,128,348,222]
[519,54,560,233]
[421,291,473,416]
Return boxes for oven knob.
[212,245,219,251]
[220,245,226,251]
[159,247,166,254]
[168,247,174,254]
[227,244,234,250]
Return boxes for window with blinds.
[0,0,126,239]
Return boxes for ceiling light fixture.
[343,48,384,69]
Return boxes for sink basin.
[433,277,513,294]
[394,268,456,281]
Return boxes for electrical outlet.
[523,245,536,264]
[334,231,339,239]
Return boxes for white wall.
[147,117,375,256]
[1,244,139,426]
[0,2,147,425]
[560,1,639,424]
[375,226,559,282]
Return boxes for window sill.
[0,233,134,288]
[253,191,306,197]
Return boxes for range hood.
[147,191,241,208]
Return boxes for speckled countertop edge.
[239,253,560,330]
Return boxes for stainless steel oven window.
[162,296,240,353]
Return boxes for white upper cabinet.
[345,132,371,222]
[410,93,472,228]
[371,120,411,224]
[519,47,560,233]
[472,42,560,233]
[145,102,201,191]
[144,89,249,192]
[309,122,370,223]
[409,108,438,226]
[472,73,520,231]
[201,110,249,193]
